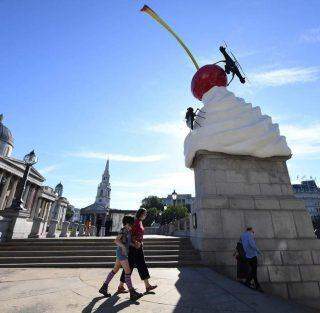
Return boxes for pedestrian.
[84,218,91,236]
[99,215,143,301]
[117,208,157,293]
[240,227,263,292]
[233,239,248,282]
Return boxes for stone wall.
[190,151,320,301]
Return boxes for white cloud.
[281,123,320,158]
[301,27,320,43]
[250,67,319,86]
[67,196,92,208]
[114,171,194,194]
[68,151,167,163]
[112,171,194,210]
[38,165,58,175]
[146,121,189,140]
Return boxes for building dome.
[0,114,14,157]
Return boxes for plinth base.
[191,151,320,301]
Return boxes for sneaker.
[129,289,143,301]
[99,283,111,297]
[117,285,129,294]
[146,285,157,293]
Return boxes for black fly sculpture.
[215,44,246,86]
[185,107,205,130]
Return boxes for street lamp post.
[172,190,178,208]
[10,150,38,211]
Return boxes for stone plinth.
[46,220,58,238]
[191,151,320,300]
[0,208,33,241]
[28,217,43,238]
[59,221,70,237]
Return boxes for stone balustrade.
[158,215,191,237]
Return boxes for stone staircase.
[0,235,202,268]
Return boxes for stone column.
[26,186,37,212]
[28,217,43,238]
[46,219,58,238]
[59,221,70,237]
[6,177,18,208]
[33,198,42,218]
[45,202,52,221]
[0,174,12,210]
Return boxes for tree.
[143,207,161,227]
[160,205,189,225]
[140,196,164,227]
[65,206,74,222]
[140,196,164,211]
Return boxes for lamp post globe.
[172,190,178,208]
[23,150,38,166]
[10,150,38,210]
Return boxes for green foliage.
[65,207,74,222]
[143,207,161,227]
[140,196,188,226]
[140,196,164,211]
[160,205,189,225]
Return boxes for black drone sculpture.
[216,45,246,86]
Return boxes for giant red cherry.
[191,64,227,100]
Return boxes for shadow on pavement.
[82,294,140,313]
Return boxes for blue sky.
[1,0,320,210]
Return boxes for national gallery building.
[0,114,73,240]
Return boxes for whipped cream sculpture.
[141,5,291,168]
[184,86,292,168]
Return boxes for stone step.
[0,240,188,246]
[0,254,200,264]
[8,237,187,243]
[0,236,201,268]
[0,244,194,251]
[0,249,199,257]
[0,260,203,268]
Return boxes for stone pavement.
[0,267,316,313]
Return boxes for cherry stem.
[141,5,200,70]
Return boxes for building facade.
[0,114,73,240]
[292,180,320,222]
[160,192,194,212]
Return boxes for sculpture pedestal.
[28,217,43,238]
[46,220,58,238]
[0,208,32,241]
[59,221,70,237]
[191,151,320,301]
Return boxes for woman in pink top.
[118,208,157,293]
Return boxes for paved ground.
[0,267,316,313]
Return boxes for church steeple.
[95,159,111,208]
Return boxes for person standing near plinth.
[241,227,263,292]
